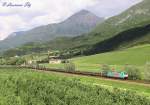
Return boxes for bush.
[37,58,49,63]
[16,58,26,65]
[61,59,69,63]
[125,65,142,80]
[101,64,110,72]
[7,58,18,65]
[144,62,150,81]
[0,59,6,65]
[64,62,76,72]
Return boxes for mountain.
[82,0,150,54]
[57,0,150,55]
[38,0,150,51]
[77,0,150,45]
[2,0,150,57]
[0,10,103,51]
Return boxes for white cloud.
[87,0,142,18]
[0,0,142,40]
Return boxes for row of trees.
[0,57,25,65]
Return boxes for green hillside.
[72,44,150,66]
[85,0,150,44]
[76,0,150,55]
[85,24,150,55]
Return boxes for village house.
[49,56,62,64]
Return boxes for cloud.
[0,0,142,40]
[87,0,142,18]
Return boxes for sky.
[0,0,142,40]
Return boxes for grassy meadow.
[72,44,150,65]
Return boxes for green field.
[41,44,150,72]
[0,67,150,105]
[72,44,150,66]
[1,67,149,95]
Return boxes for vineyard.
[0,67,150,105]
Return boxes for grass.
[40,63,64,69]
[41,63,100,72]
[79,76,150,96]
[72,44,150,66]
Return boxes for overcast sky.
[0,0,142,40]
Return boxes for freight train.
[23,65,128,79]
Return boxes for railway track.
[23,66,150,86]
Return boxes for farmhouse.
[49,59,62,64]
[49,56,62,64]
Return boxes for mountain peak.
[76,9,91,15]
[69,9,99,18]
[61,9,103,25]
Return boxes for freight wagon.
[101,71,128,79]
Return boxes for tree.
[16,58,26,65]
[101,64,110,72]
[144,62,150,81]
[125,65,141,80]
[64,62,76,72]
